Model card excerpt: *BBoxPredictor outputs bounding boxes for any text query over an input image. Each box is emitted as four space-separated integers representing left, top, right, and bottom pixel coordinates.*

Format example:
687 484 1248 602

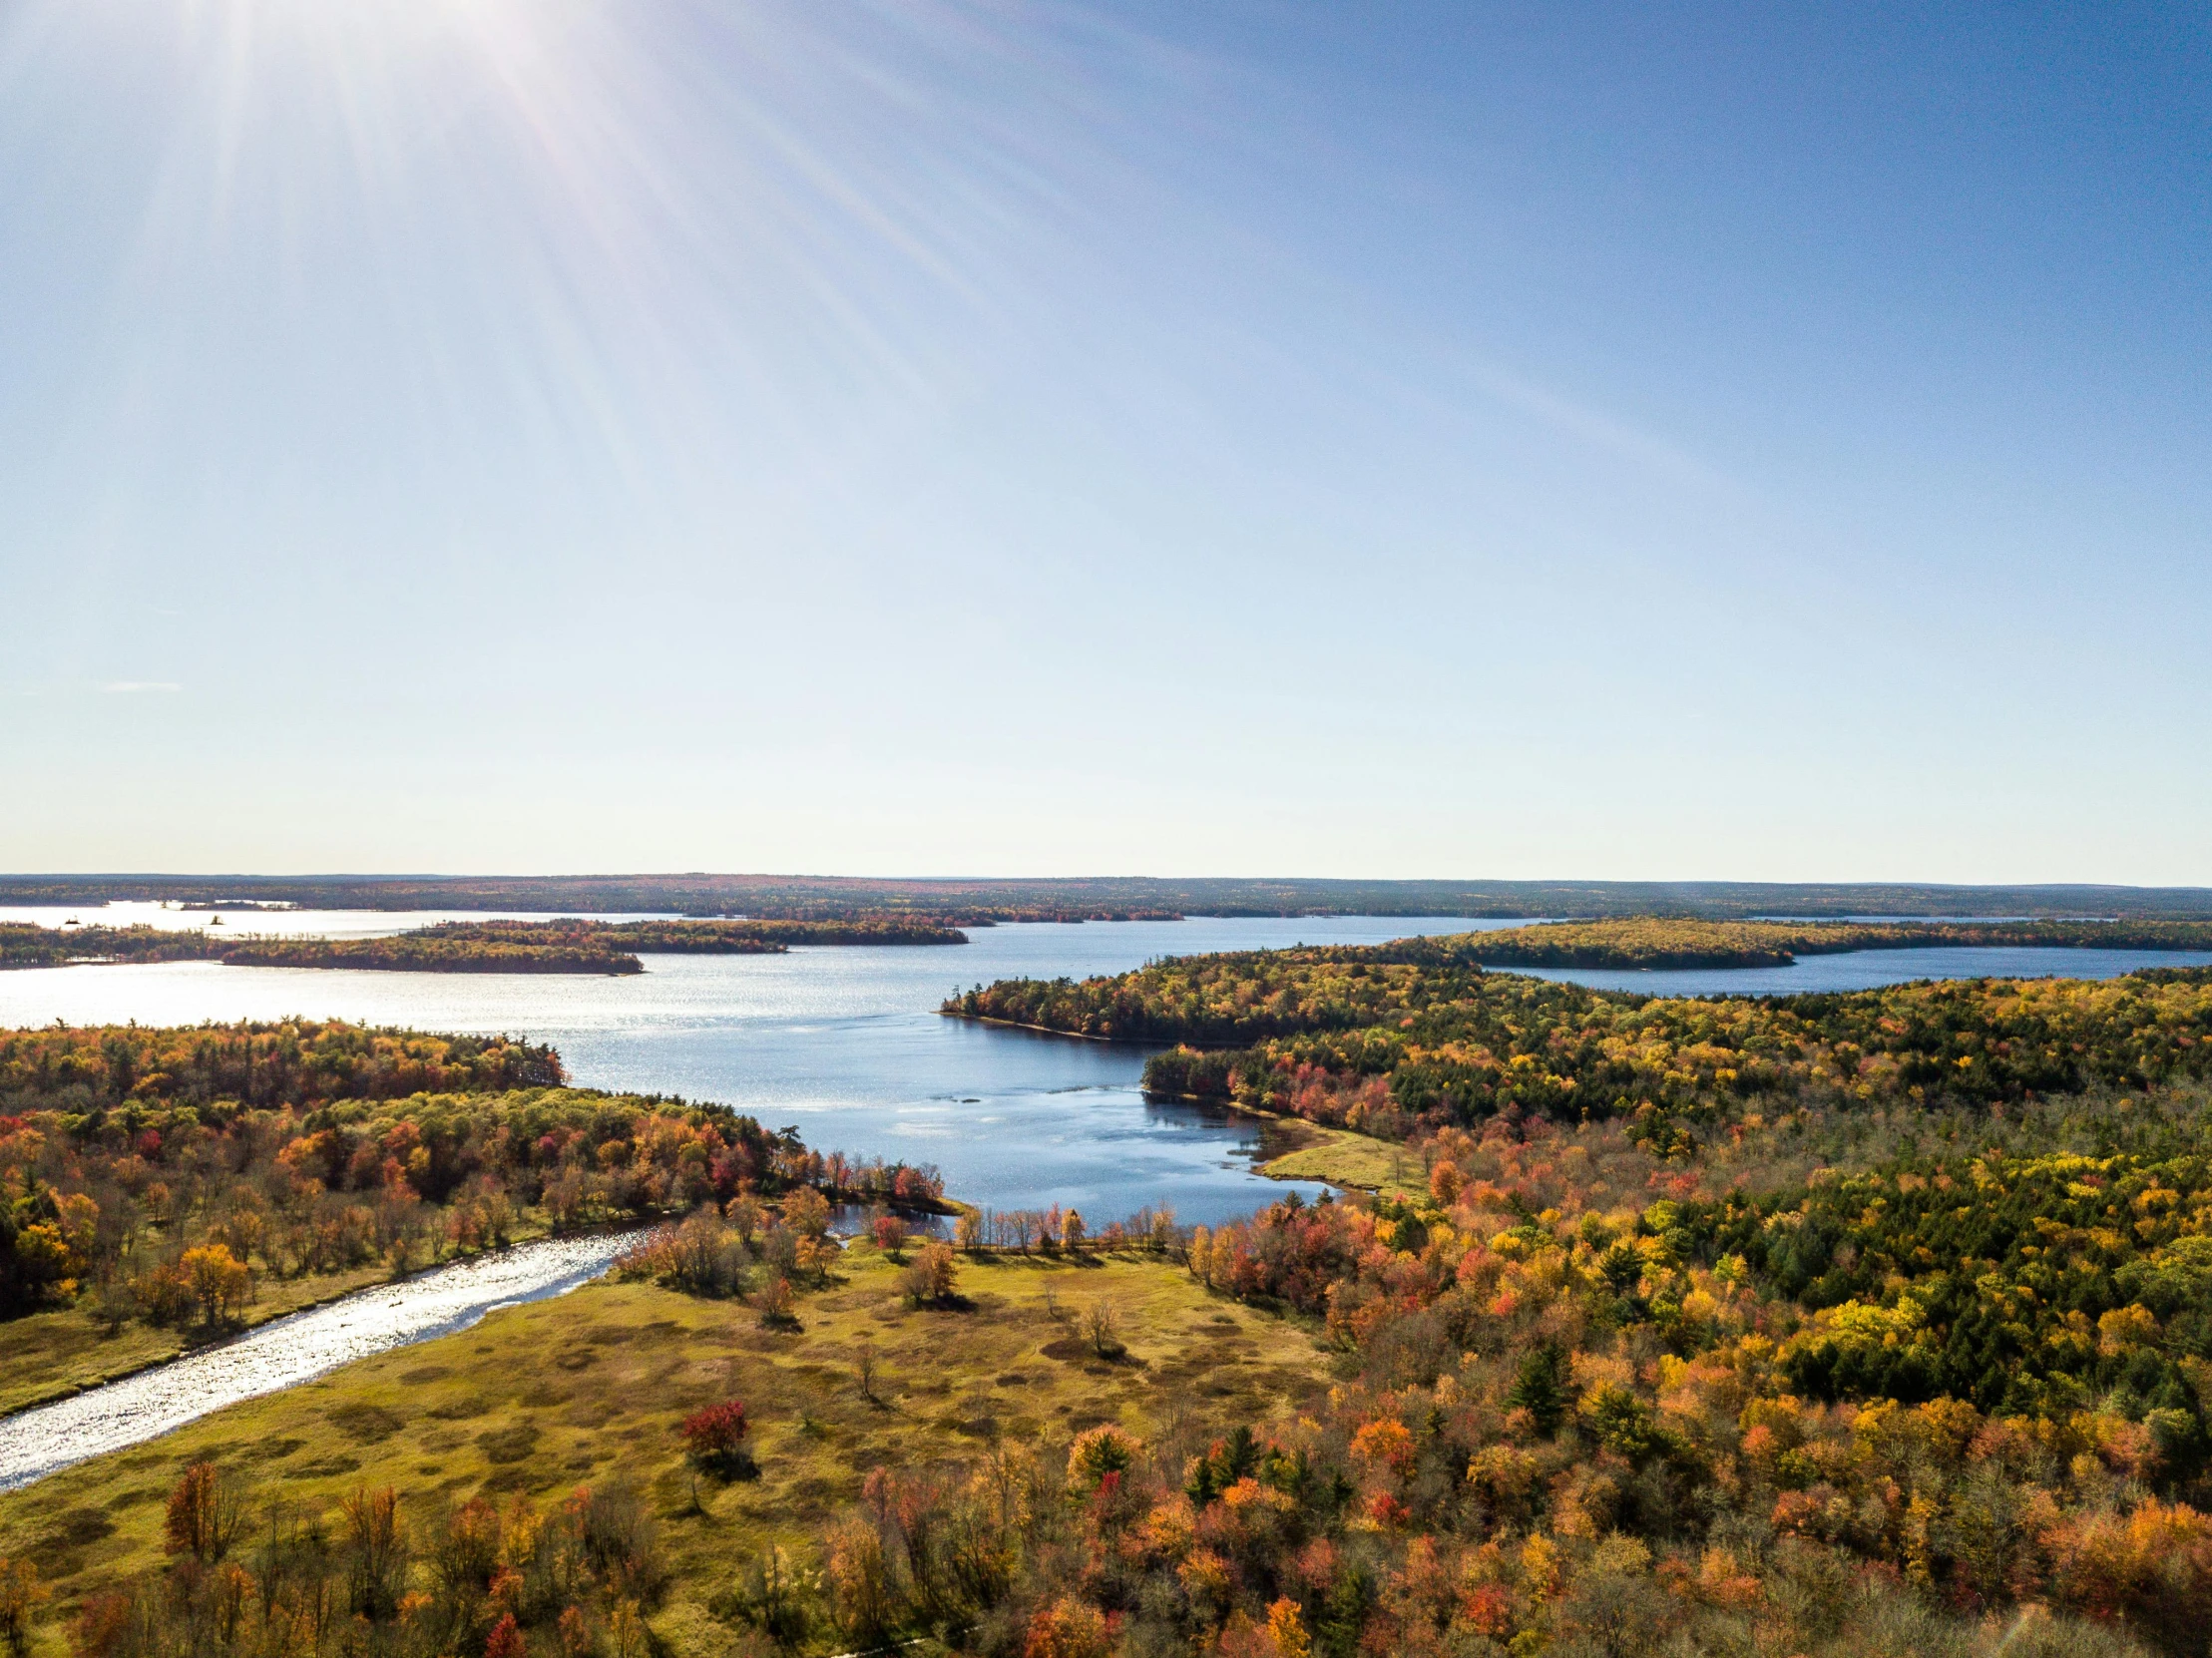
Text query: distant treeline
0 917 969 977
0 925 219 970
0 923 640 976
423 917 967 950
8 872 2212 919
1460 917 2212 970
221 934 642 974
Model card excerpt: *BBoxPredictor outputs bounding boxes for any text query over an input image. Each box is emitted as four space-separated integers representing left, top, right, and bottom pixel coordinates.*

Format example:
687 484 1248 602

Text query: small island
0 915 970 976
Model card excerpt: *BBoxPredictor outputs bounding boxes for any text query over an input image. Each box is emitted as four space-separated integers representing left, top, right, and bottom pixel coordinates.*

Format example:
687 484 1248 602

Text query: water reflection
0 917 1486 1223
1500 945 2212 999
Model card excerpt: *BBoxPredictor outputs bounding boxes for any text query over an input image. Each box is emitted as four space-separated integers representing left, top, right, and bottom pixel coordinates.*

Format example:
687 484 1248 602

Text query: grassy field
1256 1119 1428 1201
0 1246 1333 1655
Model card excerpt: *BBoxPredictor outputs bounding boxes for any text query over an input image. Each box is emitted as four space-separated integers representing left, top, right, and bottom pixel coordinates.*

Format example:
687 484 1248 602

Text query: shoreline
937 1009 1136 1044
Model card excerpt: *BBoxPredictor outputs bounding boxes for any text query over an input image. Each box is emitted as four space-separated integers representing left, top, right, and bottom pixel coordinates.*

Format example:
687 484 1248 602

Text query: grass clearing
0 1246 1333 1655
1258 1119 1427 1200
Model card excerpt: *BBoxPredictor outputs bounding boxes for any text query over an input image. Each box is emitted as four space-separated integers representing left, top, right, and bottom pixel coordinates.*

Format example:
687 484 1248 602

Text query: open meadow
0 1246 1332 1656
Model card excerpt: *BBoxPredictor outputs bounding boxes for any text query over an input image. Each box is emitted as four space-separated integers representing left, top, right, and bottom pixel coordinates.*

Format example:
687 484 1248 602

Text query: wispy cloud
101 681 182 694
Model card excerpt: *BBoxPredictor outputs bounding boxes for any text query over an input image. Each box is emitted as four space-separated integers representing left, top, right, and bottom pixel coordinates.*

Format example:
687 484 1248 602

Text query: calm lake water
0 915 1498 1224
2 912 2206 1222
1503 946 2212 998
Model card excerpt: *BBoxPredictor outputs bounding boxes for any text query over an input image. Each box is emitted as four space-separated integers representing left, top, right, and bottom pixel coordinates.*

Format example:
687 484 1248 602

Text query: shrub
484 1613 526 1658
180 1244 248 1327
164 1462 243 1562
901 1241 959 1307
680 1401 755 1478
826 1517 900 1647
782 1188 831 1241
726 1546 816 1646
1025 1596 1109 1658
1068 1426 1140 1494
341 1485 408 1619
0 1560 45 1658
758 1273 799 1328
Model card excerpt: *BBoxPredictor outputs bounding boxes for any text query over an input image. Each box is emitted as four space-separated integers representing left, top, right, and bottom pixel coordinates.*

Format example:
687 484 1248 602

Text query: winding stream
0 1232 634 1491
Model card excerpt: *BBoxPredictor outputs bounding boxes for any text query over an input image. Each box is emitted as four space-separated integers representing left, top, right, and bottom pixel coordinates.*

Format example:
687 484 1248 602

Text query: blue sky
1 1 2205 881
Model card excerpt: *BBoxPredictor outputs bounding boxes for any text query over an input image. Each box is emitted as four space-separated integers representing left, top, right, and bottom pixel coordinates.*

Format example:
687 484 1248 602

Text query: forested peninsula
944 939 2212 1141
1450 917 2212 970
0 916 967 977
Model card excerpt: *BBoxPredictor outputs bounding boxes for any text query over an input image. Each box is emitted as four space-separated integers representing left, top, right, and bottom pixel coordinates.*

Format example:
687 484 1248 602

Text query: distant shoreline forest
4 871 2211 921
1437 917 2212 971
0 916 966 977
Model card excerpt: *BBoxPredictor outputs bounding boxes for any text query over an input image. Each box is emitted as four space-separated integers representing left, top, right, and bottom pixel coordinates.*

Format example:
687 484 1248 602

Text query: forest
22 962 2212 1655
0 917 968 978
412 919 968 951
945 944 2212 1144
0 925 638 976
0 1019 945 1328
1450 918 2212 971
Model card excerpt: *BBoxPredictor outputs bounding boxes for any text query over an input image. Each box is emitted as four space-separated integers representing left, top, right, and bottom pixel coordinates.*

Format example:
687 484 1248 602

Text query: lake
2 912 2206 1222
0 914 1497 1224
1502 945 2212 998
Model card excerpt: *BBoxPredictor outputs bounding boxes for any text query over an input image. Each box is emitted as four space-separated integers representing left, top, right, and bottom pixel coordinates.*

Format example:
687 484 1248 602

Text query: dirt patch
326 1403 404 1444
41 1507 114 1549
475 1423 541 1465
398 1366 451 1385
285 1454 361 1480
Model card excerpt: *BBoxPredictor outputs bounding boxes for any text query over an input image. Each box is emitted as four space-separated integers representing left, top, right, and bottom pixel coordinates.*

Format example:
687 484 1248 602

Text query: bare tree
1084 1299 1123 1360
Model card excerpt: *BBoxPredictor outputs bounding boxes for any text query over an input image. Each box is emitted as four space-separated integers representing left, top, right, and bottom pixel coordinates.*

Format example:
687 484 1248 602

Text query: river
0 1232 635 1490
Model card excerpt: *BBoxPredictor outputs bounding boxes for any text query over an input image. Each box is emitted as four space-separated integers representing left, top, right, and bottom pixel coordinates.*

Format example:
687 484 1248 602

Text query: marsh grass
0 1247 1330 1655
1257 1119 1428 1200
